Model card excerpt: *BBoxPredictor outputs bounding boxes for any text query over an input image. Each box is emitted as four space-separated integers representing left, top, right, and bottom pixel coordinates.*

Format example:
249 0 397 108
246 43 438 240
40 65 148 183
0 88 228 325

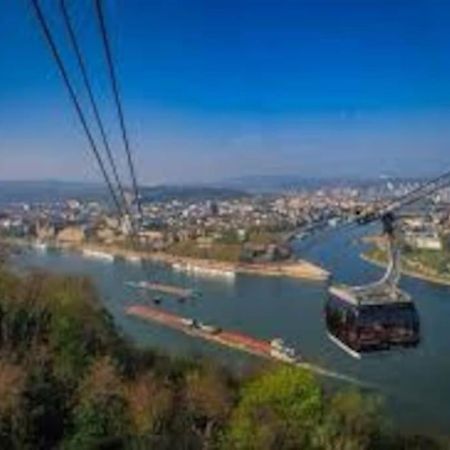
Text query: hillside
0 261 446 449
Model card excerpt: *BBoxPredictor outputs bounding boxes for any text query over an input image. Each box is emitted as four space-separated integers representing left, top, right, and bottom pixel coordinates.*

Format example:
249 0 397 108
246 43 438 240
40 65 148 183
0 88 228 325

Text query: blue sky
1 0 450 184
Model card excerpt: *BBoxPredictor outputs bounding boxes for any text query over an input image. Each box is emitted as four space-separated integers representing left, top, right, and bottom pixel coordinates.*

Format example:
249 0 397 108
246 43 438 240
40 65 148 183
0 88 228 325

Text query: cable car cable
60 0 130 219
30 0 123 216
86 0 154 282
94 0 143 221
355 170 450 226
387 169 450 213
297 168 450 260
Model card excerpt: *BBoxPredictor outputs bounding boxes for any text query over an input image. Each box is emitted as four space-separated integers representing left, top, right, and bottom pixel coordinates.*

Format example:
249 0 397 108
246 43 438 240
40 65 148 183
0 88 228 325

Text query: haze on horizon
1 0 450 185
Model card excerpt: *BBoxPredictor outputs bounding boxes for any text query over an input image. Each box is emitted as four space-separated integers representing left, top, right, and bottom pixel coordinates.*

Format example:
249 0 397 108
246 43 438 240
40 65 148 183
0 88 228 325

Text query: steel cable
94 0 143 220
30 0 123 216
60 0 130 219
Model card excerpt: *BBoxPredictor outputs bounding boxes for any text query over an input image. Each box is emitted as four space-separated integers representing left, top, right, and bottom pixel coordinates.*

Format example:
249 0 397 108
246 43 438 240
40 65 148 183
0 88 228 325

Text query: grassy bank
362 246 450 287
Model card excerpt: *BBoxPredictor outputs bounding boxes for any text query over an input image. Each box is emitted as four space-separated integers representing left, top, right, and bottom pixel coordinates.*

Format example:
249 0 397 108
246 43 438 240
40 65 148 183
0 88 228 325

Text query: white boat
197 322 222 335
181 317 196 327
33 241 47 252
270 338 299 363
125 254 141 264
172 262 185 271
328 217 340 228
172 262 236 281
82 249 115 262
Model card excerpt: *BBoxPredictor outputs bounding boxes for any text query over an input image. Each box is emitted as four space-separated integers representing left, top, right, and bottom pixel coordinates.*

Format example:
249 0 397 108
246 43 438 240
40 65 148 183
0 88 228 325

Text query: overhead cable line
30 0 123 215
93 0 159 285
60 0 130 218
94 0 143 220
301 170 450 248
386 169 450 214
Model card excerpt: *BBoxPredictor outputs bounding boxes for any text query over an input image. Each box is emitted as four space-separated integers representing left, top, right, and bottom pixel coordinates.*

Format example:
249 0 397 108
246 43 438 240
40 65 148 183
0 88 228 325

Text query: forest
0 258 447 449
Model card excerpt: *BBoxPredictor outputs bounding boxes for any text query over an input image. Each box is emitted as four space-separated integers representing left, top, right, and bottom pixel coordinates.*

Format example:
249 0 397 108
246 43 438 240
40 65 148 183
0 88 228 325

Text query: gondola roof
329 284 412 306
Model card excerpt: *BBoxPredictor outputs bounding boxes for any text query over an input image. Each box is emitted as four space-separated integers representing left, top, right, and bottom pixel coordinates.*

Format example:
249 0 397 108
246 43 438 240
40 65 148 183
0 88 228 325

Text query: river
12 225 450 435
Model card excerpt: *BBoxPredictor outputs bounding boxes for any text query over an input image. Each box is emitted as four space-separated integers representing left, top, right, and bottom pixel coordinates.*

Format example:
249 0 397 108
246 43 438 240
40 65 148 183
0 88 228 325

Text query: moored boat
270 338 299 363
32 241 48 252
82 249 115 262
172 261 236 281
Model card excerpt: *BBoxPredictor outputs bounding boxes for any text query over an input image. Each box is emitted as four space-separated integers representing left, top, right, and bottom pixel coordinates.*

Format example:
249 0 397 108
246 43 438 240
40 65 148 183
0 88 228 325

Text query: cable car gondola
326 285 420 358
324 169 450 357
325 212 420 357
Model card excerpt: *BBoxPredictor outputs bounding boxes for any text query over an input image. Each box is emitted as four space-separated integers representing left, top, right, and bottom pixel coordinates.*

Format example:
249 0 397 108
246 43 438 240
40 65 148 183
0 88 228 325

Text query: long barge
126 305 298 362
126 281 194 299
125 305 368 386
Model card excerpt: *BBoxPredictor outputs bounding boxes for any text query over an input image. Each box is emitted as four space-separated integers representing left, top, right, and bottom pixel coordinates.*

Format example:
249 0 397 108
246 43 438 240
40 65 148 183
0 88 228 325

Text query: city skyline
2 0 450 183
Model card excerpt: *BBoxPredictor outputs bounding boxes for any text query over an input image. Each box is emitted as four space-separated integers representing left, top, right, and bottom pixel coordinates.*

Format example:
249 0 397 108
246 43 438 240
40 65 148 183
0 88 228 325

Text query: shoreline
4 237 329 282
361 253 450 287
95 244 330 281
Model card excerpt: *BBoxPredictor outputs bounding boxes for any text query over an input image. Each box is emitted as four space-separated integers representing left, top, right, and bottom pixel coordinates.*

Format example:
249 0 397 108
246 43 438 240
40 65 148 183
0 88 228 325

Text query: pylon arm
351 213 404 302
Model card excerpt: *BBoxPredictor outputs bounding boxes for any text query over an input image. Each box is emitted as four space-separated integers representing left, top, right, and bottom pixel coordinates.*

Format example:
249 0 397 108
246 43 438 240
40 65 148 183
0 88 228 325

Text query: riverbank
86 243 329 281
4 237 329 282
361 252 450 287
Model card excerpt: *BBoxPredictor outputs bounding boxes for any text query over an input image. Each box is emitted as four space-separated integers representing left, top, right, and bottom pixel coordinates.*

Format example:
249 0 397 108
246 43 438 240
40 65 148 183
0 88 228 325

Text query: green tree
313 390 382 450
223 366 322 450
0 242 10 266
0 359 27 449
21 352 66 450
65 357 129 450
184 365 234 449
126 372 173 448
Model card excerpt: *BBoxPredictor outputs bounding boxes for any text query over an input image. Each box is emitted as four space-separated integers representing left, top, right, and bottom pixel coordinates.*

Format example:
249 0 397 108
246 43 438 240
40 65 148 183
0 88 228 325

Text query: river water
12 225 450 435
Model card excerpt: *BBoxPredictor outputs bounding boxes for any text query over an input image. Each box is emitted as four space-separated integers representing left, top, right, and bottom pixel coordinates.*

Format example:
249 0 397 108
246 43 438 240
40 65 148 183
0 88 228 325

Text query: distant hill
0 180 248 205
215 174 424 193
0 180 108 204
1 177 424 204
140 185 249 202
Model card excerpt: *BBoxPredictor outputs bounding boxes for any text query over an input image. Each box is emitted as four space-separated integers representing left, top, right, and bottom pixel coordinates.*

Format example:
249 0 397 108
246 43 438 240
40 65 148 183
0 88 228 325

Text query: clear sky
1 0 450 184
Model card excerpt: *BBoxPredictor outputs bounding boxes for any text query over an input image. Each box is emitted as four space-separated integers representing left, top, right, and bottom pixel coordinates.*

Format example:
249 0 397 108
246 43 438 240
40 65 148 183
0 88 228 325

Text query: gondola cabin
325 285 420 358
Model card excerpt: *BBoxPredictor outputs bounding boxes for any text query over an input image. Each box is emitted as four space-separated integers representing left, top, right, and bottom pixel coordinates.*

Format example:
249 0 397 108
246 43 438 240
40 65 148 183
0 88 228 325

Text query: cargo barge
126 281 194 299
126 305 299 363
125 305 368 385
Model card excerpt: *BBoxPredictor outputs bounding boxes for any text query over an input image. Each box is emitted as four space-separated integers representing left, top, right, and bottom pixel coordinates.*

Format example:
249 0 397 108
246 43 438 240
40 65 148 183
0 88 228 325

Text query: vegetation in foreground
0 260 447 449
